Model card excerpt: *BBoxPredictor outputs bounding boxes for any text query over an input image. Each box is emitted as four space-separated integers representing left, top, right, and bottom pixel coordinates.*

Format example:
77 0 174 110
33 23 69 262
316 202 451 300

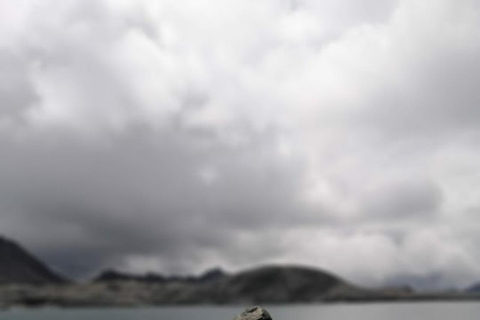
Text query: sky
1 0 480 290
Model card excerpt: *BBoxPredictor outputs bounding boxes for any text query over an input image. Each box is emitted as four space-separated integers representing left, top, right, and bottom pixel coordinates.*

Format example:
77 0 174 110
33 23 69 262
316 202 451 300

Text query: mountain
3 260 476 307
197 268 225 283
0 236 66 285
3 235 480 308
466 282 480 293
211 265 354 303
94 267 226 284
94 269 166 283
91 264 358 304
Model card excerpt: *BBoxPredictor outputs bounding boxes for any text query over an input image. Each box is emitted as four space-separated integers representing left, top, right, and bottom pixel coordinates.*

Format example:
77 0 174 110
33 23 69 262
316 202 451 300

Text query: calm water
2 303 480 320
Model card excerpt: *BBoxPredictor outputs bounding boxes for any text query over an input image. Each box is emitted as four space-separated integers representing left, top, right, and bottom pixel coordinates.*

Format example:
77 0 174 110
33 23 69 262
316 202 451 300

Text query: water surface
2 302 480 320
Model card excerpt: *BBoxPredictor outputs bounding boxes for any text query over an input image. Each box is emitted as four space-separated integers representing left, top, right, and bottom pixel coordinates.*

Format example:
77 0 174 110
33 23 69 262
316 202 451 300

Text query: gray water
2 303 480 320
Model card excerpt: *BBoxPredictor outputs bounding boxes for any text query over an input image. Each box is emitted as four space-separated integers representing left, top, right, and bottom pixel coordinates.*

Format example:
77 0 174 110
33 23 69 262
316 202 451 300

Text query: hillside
6 235 477 308
89 264 359 304
466 283 480 293
211 265 354 303
94 268 225 284
0 264 362 306
0 236 66 285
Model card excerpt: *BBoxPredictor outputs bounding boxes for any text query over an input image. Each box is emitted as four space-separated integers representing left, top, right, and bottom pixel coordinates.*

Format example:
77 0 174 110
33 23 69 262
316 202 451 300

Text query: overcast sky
1 0 480 290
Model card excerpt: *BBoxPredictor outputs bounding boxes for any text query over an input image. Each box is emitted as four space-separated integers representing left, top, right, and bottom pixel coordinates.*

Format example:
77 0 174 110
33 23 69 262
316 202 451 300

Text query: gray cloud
1 0 480 289
361 178 443 220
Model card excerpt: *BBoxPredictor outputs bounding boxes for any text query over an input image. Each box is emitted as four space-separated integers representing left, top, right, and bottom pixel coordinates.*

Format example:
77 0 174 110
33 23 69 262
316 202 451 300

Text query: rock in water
233 306 272 320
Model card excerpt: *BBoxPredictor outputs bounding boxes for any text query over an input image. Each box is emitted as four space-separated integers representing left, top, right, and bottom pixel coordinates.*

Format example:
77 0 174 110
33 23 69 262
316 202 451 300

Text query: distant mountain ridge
0 236 66 285
466 283 480 293
3 235 480 307
210 265 354 303
94 267 226 284
92 265 357 304
0 234 355 303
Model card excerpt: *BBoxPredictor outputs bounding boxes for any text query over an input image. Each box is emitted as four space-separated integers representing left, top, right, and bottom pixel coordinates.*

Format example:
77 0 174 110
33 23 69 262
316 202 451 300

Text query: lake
2 303 480 320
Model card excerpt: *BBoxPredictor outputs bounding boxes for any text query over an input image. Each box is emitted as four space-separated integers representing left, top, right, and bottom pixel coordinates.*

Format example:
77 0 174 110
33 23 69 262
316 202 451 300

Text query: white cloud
1 0 480 289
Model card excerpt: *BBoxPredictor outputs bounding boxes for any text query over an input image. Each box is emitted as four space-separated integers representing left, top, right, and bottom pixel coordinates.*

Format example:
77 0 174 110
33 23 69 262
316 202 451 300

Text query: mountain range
93 265 360 304
1 234 480 308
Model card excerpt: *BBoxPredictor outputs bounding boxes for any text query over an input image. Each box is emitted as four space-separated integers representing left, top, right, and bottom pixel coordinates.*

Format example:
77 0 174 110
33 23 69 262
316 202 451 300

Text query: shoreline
1 284 480 310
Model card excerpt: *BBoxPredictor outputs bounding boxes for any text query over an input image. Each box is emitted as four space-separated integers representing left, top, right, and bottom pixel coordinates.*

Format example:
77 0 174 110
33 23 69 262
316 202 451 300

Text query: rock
233 306 272 320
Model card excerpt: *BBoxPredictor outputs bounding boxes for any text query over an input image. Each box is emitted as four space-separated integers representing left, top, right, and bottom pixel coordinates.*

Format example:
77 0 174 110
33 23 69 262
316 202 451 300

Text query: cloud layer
1 0 480 290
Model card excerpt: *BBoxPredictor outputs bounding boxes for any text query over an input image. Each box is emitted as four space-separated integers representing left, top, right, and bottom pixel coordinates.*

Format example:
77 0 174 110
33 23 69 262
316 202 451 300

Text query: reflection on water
2 303 480 320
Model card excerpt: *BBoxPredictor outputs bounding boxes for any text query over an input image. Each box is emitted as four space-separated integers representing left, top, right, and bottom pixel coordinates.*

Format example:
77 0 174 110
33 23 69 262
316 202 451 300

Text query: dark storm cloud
1 0 480 289
0 125 315 277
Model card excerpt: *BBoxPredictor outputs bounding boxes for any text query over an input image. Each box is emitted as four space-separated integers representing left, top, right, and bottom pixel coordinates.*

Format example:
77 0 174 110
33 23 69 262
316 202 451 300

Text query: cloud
1 0 480 289
361 178 443 220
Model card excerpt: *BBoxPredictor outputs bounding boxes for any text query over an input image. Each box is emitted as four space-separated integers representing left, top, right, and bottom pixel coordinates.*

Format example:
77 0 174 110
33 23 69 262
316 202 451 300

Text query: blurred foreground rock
234 306 272 320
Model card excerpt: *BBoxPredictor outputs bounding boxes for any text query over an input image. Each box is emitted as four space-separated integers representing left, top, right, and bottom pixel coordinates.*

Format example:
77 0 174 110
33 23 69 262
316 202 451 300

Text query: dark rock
233 306 272 320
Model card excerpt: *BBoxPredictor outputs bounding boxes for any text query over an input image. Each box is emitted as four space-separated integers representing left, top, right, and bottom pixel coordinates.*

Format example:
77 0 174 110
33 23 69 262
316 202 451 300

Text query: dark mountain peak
94 269 165 283
466 282 480 293
93 269 135 282
94 267 227 284
0 235 67 285
233 264 345 285
0 235 17 247
198 267 227 282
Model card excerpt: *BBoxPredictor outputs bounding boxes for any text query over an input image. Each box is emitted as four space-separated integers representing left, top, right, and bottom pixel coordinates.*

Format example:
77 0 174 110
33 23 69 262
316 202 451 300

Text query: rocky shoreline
1 280 480 309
